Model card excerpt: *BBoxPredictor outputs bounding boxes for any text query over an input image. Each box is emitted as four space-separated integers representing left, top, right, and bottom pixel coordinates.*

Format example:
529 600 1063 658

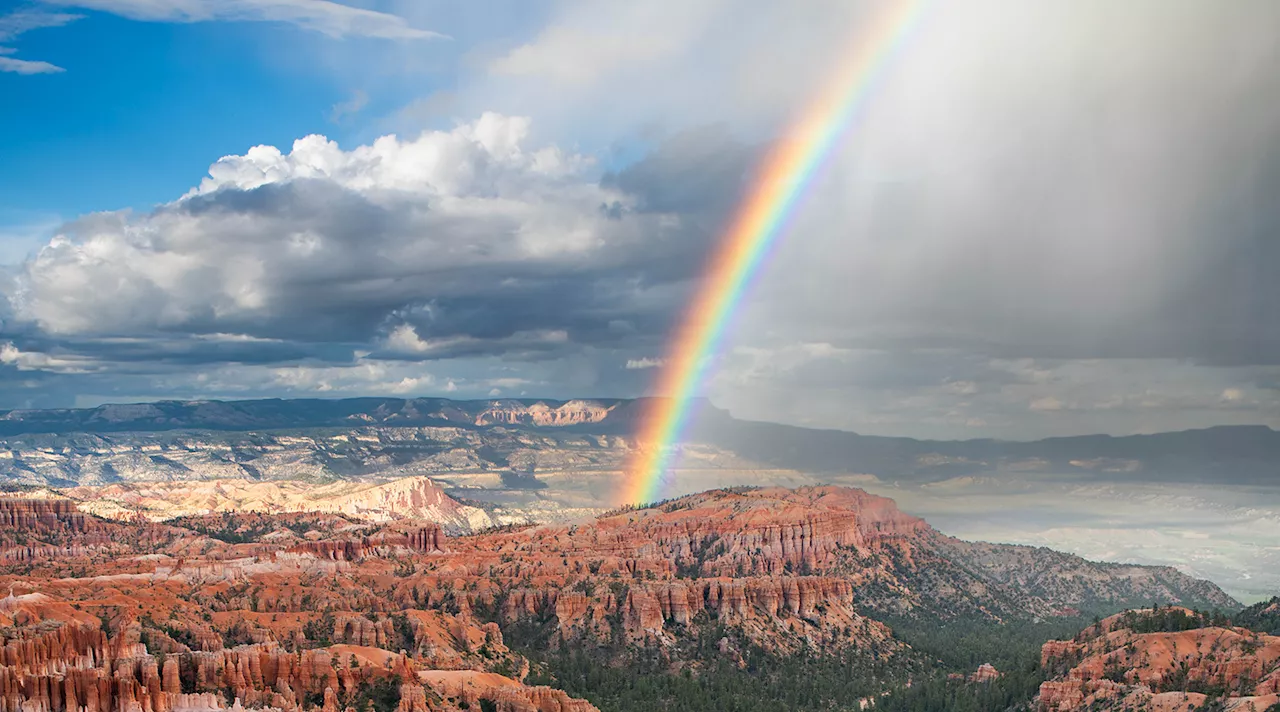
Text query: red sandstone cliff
1037 609 1280 712
0 592 592 712
0 487 1242 712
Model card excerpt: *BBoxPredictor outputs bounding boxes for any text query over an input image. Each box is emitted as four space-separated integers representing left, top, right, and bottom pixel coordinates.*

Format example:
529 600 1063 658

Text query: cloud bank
3 0 1280 438
0 113 717 407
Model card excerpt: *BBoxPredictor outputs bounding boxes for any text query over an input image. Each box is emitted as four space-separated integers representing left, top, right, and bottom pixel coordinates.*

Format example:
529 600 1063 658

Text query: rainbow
619 0 930 506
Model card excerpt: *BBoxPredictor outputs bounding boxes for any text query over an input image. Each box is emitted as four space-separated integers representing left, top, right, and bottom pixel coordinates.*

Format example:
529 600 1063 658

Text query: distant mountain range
0 396 1276 485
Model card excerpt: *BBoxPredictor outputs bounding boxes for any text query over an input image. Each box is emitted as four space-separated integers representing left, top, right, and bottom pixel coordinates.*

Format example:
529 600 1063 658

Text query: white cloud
39 0 443 39
3 111 699 413
0 212 63 264
0 54 65 74
0 10 81 73
625 357 664 370
450 0 873 144
490 0 725 84
190 113 584 196
0 342 100 373
382 324 570 359
0 10 81 41
11 113 661 338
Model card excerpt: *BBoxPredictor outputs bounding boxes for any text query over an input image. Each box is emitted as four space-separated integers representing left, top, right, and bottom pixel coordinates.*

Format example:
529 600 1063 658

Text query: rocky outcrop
523 487 928 580
0 604 591 712
287 526 445 561
0 498 179 565
0 400 633 491
483 575 887 652
0 615 418 712
420 671 600 712
0 498 91 531
1037 608 1280 711
970 664 1000 682
943 539 1240 612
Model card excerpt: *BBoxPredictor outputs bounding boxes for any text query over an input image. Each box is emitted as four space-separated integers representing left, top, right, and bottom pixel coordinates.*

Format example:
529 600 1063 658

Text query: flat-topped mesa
472 399 614 427
67 476 491 534
577 486 928 576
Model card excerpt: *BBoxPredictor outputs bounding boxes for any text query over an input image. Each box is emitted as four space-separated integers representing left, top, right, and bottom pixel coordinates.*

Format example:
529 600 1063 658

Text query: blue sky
0 0 565 272
0 0 1277 439
1 3 511 220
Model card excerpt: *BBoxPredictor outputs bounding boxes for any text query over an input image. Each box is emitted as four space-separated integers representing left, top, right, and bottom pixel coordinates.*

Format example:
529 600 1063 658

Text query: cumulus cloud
1 114 718 405
39 0 442 39
13 114 680 341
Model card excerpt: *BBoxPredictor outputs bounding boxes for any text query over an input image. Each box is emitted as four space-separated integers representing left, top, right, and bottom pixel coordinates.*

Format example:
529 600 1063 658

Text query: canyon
0 396 1269 711
0 484 1242 712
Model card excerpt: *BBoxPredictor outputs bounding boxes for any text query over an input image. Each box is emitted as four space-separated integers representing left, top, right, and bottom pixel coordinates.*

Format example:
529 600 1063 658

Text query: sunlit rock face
471 400 616 427
64 477 495 534
1038 609 1280 711
0 484 1240 712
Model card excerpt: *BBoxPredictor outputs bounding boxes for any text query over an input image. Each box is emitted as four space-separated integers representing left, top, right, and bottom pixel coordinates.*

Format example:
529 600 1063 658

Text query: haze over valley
1 396 1275 603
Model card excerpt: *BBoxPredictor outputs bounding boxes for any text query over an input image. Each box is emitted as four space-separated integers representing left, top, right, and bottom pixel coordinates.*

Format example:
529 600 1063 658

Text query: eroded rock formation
0 486 1241 712
1037 608 1280 711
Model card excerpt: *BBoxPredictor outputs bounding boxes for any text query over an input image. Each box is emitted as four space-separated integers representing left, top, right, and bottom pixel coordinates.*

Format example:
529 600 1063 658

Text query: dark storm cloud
730 0 1280 373
602 124 756 216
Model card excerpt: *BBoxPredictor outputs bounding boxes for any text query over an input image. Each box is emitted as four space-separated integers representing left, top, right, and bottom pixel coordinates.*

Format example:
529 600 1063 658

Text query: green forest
510 601 1280 712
